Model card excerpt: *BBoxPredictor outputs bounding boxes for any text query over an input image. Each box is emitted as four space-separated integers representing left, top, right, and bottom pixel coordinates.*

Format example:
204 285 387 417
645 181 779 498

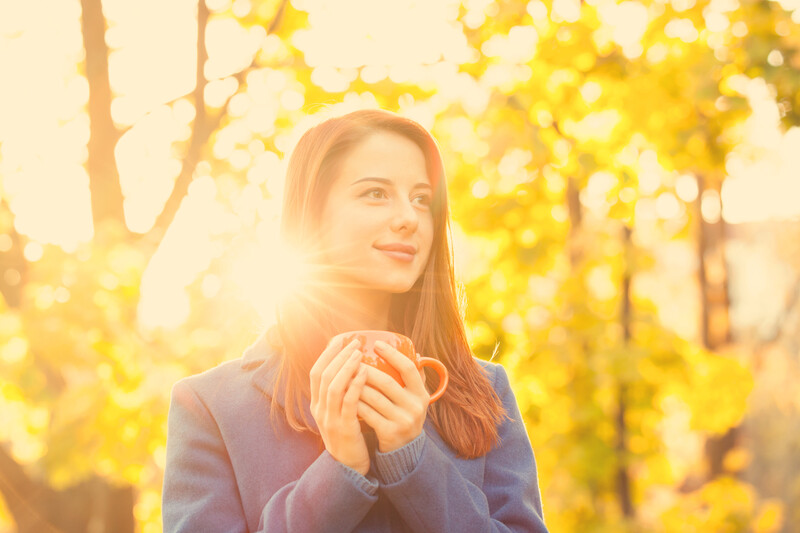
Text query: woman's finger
341 364 368 421
362 364 410 406
318 340 359 390
357 399 388 434
360 364 429 454
311 339 349 400
374 340 427 397
325 348 363 412
359 380 401 420
311 339 359 408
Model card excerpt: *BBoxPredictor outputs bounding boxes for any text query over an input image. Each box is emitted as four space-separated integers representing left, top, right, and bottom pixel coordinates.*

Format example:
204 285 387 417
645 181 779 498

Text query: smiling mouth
374 246 415 263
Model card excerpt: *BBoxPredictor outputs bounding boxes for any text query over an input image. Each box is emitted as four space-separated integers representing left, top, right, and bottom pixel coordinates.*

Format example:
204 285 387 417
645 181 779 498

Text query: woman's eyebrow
351 177 431 189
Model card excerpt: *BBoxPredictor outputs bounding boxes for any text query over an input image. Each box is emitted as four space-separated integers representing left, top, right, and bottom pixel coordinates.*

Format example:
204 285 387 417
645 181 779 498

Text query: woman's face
317 130 434 294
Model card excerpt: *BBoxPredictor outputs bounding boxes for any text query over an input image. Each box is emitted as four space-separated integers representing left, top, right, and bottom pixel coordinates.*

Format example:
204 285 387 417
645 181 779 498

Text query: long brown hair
270 109 506 458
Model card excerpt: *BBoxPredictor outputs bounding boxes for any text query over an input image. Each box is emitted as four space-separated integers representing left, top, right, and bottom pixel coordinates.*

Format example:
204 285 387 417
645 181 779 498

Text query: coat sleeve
376 363 548 533
162 379 378 533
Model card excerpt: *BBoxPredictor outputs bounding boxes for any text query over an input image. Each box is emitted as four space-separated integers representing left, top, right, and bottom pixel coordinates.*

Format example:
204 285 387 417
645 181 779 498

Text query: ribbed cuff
373 432 426 485
336 461 379 496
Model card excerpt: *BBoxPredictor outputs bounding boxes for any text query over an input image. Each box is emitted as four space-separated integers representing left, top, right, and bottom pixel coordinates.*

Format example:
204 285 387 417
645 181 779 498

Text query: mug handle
418 357 449 403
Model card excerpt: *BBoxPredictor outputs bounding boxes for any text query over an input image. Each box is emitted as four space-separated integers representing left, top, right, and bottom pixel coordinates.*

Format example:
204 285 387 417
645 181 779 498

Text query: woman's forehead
334 131 431 185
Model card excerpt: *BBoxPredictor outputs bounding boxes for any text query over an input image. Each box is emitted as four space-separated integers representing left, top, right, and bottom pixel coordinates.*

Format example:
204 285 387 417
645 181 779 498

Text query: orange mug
330 330 449 403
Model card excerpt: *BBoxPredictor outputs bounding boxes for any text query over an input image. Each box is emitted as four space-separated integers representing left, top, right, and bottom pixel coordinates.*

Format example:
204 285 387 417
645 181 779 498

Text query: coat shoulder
171 355 266 422
473 357 505 390
177 358 246 392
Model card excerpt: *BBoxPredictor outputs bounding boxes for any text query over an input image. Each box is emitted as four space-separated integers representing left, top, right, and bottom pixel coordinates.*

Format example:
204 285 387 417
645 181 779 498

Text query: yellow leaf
754 500 784 533
722 447 751 473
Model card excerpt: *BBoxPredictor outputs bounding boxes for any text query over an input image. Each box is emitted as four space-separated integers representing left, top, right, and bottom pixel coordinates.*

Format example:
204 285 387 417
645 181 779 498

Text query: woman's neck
325 287 392 333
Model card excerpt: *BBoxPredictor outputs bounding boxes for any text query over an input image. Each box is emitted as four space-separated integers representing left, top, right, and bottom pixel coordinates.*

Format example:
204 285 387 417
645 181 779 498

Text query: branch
696 174 711 349
267 0 290 34
141 0 290 244
80 0 126 229
616 225 633 517
119 0 291 139
144 0 210 242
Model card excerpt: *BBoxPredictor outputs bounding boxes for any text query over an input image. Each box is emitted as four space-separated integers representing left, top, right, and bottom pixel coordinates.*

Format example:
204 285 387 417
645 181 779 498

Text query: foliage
1 0 799 531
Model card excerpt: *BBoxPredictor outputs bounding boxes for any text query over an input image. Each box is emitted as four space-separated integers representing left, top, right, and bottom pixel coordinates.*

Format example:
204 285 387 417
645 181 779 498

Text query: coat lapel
240 333 318 432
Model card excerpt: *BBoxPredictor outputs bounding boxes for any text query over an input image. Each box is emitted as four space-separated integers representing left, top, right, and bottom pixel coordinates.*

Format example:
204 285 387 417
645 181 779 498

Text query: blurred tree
0 0 295 531
437 0 799 530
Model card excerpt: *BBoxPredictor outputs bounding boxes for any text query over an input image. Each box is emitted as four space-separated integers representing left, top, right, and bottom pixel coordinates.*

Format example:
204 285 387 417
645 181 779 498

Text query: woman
162 109 548 532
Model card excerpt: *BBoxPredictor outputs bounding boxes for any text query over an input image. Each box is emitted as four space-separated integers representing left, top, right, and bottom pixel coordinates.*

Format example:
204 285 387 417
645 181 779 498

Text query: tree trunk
566 175 634 517
617 224 633 517
0 446 134 533
696 174 737 479
80 0 125 229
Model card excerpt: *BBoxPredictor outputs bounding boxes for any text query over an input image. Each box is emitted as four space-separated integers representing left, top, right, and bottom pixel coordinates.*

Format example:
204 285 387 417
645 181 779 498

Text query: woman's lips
378 249 415 262
374 244 416 263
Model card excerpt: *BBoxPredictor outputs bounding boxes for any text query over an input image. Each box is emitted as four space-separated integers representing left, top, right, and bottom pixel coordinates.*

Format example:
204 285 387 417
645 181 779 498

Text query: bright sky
1 0 798 329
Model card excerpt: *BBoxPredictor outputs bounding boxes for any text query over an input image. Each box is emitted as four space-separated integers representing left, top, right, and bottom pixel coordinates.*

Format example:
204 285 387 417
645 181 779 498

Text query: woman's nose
389 199 419 233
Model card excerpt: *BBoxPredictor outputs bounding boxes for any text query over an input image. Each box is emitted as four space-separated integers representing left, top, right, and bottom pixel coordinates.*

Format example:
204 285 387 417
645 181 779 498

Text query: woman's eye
364 188 387 200
413 194 432 207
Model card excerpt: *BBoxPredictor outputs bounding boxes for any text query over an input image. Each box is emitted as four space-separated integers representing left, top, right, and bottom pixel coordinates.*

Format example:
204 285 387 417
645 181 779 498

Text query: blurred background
1 0 799 531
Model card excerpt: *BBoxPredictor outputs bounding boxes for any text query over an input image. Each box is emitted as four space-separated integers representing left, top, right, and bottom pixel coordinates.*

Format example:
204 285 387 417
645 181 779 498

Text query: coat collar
240 333 317 432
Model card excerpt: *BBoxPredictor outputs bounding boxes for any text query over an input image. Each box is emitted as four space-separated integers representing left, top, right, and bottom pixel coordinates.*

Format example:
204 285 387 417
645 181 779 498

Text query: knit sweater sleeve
162 379 378 533
373 431 425 484
375 363 548 532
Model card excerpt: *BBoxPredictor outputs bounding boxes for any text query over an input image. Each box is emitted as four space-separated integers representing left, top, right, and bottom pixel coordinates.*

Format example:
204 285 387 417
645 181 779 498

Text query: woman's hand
309 339 371 475
357 340 430 453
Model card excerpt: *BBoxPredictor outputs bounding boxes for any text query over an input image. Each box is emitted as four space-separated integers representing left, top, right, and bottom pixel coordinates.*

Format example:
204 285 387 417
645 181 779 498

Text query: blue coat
162 335 548 532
